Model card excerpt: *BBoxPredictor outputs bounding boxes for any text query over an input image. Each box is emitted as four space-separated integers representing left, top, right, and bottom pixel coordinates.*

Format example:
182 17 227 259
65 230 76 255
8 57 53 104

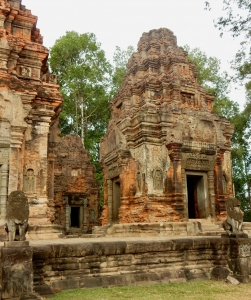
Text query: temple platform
92 220 226 238
0 234 250 299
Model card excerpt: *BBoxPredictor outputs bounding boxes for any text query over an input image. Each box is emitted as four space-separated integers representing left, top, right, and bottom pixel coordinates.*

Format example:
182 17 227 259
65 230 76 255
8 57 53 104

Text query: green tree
112 46 135 94
205 0 251 92
184 45 239 119
205 0 251 38
49 31 112 153
231 100 251 220
185 45 251 220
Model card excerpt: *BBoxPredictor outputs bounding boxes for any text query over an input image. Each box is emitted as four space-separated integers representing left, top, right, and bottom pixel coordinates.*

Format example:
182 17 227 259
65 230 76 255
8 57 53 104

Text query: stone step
65 234 79 238
197 231 224 236
81 234 104 238
34 285 54 299
201 225 223 230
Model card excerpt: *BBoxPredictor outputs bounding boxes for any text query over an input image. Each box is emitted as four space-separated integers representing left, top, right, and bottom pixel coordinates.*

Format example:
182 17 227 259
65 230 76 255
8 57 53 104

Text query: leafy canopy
205 0 251 92
184 45 239 119
49 31 112 150
112 45 135 94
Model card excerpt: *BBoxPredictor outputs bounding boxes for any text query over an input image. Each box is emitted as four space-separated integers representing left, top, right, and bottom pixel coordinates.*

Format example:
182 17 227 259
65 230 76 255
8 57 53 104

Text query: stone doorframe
107 177 121 225
64 196 88 233
184 171 209 219
182 169 215 221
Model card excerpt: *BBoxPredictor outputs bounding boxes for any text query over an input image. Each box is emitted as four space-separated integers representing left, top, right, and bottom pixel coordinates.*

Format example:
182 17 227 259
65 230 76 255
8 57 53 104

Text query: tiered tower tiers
0 0 62 226
0 1 100 235
100 28 234 225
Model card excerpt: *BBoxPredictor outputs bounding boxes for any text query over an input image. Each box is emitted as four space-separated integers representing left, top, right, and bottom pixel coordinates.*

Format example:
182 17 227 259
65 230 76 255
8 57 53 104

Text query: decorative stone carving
223 197 244 235
182 152 214 171
89 209 95 223
23 168 35 193
107 162 119 179
20 66 31 78
153 168 163 191
42 71 57 84
136 171 142 194
5 191 29 241
0 148 9 163
238 244 251 257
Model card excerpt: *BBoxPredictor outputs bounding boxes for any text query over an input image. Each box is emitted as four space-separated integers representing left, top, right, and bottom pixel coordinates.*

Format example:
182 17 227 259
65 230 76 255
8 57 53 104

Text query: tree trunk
80 97 85 148
75 96 78 136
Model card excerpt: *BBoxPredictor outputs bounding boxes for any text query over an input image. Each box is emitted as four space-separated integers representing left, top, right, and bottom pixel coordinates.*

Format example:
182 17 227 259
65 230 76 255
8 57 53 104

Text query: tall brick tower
100 28 234 225
0 0 62 229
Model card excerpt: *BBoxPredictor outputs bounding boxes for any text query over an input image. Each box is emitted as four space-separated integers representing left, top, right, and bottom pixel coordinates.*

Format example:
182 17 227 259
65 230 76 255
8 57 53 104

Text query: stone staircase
194 219 224 236
92 221 251 238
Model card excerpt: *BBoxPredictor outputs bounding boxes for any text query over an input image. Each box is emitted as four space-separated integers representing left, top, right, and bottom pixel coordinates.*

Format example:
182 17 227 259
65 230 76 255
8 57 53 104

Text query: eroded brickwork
0 0 62 226
50 134 100 233
100 28 234 225
0 1 100 236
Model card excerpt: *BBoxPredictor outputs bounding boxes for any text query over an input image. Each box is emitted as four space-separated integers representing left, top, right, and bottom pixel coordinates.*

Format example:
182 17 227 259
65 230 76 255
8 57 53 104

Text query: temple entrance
186 173 208 219
70 206 81 228
112 179 121 223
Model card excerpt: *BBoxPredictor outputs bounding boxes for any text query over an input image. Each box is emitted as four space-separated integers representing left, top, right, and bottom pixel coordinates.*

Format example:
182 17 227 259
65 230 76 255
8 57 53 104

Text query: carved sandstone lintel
107 162 119 179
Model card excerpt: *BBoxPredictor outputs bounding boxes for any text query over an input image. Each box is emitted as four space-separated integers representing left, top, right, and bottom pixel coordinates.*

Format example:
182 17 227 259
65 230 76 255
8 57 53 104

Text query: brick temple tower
100 28 234 225
0 0 100 237
0 0 62 228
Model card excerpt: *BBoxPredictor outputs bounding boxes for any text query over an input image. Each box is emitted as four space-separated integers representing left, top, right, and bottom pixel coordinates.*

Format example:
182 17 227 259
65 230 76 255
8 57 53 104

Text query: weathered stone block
1 244 33 299
50 279 79 291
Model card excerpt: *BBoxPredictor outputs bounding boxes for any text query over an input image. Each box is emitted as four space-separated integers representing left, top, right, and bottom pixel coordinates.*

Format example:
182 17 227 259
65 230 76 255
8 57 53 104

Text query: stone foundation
0 236 250 298
93 221 202 237
26 225 64 240
28 236 251 296
1 241 33 300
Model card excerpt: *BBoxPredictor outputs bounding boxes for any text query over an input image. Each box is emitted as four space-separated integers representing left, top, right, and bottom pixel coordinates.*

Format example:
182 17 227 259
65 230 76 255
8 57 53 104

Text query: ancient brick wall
51 135 100 234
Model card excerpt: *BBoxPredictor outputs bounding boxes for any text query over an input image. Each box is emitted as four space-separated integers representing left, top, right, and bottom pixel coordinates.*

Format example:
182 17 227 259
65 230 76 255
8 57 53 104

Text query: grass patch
51 280 251 300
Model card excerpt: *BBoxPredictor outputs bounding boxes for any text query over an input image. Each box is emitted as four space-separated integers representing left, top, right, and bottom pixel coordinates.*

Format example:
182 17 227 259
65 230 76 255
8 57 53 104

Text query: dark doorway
71 206 80 227
187 175 206 219
113 180 121 223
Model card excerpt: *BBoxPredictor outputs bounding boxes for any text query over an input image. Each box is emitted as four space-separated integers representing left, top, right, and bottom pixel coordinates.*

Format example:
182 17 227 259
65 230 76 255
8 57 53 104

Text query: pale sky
22 0 246 108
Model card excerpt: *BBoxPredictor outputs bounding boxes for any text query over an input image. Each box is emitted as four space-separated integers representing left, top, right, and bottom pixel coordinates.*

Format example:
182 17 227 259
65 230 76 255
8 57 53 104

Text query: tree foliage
49 31 112 154
231 100 251 220
184 45 239 119
111 45 135 94
205 0 251 38
205 0 251 92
